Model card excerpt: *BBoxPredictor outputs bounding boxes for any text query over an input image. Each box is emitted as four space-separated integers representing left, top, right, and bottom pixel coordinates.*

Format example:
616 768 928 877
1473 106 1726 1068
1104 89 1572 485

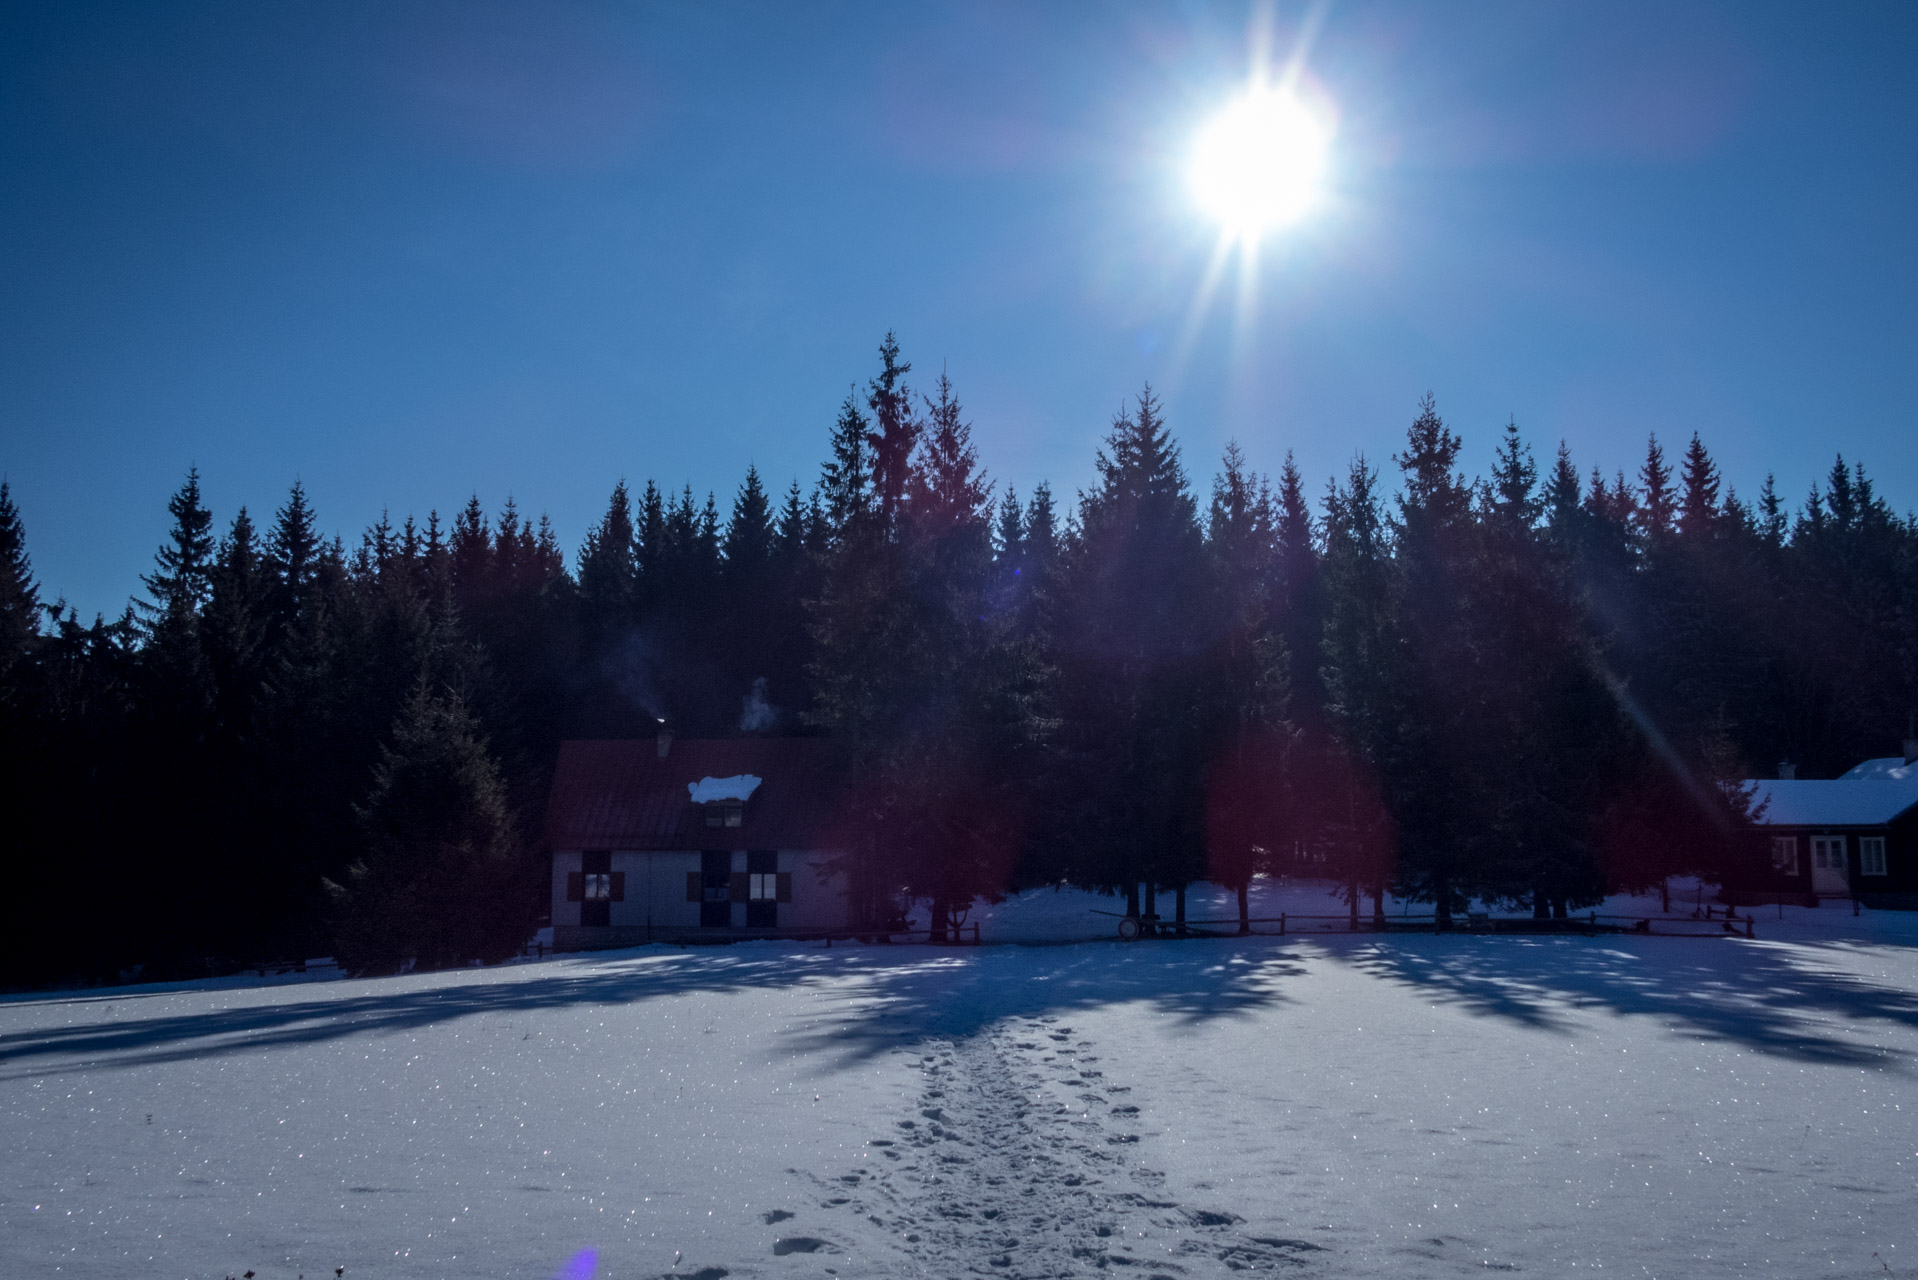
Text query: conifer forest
1 335 1913 984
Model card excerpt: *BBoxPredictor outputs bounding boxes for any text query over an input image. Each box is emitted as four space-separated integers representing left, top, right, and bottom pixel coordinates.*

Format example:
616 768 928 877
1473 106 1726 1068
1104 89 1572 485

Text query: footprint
762 1209 795 1224
772 1237 834 1256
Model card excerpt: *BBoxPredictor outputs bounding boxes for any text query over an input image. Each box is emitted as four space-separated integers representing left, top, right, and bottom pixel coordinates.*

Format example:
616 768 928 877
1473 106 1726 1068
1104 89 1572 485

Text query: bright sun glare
1188 87 1330 240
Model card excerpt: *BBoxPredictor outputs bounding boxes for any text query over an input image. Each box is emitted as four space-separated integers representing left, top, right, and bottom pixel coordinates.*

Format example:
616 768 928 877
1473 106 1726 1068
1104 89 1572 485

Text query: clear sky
3 1 1915 620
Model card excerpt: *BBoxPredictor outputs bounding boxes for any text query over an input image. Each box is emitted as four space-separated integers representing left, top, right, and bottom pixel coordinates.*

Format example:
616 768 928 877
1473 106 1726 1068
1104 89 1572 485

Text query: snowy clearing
5 887 1918 1280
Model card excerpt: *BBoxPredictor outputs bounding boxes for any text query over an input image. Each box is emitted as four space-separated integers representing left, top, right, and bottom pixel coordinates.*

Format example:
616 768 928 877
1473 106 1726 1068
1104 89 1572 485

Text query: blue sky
3 1 1915 619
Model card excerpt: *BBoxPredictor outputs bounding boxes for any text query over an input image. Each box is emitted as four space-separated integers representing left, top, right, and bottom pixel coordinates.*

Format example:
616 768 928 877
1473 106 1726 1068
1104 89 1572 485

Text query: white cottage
544 732 853 949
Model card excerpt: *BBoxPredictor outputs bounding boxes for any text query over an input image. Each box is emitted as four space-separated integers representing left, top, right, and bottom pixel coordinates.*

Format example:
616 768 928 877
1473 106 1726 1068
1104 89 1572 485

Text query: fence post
1279 912 1286 937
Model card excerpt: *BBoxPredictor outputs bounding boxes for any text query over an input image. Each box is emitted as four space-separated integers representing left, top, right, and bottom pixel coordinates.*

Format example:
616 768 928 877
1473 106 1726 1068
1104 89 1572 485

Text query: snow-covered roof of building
688 774 762 804
1839 756 1918 782
1745 765 1918 828
545 738 841 850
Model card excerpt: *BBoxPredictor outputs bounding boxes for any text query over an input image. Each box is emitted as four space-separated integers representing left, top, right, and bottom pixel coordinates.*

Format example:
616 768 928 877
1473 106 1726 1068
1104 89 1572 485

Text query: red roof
545 737 844 850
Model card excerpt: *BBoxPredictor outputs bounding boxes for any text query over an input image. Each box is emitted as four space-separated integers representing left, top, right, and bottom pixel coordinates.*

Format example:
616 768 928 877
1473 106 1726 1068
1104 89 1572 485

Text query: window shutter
609 871 625 902
729 871 750 903
686 871 702 903
566 872 584 903
776 871 792 903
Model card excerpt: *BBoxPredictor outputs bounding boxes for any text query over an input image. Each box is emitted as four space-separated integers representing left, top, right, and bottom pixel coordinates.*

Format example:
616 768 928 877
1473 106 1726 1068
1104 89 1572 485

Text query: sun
1188 87 1331 240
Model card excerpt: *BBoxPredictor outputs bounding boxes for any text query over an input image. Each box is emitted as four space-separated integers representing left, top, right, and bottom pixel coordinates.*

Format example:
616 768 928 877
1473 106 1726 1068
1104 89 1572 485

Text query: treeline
1 333 1914 979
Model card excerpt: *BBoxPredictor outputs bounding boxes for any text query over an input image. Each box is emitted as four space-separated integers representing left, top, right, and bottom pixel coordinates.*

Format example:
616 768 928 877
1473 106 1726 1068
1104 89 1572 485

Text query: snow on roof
1839 756 1918 782
1745 771 1918 827
688 774 763 805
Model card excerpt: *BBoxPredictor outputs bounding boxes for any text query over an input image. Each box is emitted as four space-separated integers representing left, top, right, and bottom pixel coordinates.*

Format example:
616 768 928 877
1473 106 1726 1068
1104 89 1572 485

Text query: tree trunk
1143 880 1157 936
1237 882 1250 935
1371 885 1386 928
1175 884 1187 936
1550 897 1567 919
1125 882 1139 918
1660 877 1671 913
1533 888 1550 919
929 893 949 943
1435 875 1452 929
1348 876 1359 929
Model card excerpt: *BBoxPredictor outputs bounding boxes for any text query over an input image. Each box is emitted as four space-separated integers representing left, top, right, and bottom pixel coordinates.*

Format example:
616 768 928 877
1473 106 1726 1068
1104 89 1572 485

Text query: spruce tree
1201 444 1287 933
328 681 528 973
1388 395 1479 922
0 481 41 683
1319 456 1399 924
865 332 918 527
1050 386 1208 913
139 468 216 636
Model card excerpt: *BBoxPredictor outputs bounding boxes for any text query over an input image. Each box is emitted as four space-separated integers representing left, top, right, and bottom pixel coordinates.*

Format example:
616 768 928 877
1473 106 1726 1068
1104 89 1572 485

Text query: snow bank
686 773 762 804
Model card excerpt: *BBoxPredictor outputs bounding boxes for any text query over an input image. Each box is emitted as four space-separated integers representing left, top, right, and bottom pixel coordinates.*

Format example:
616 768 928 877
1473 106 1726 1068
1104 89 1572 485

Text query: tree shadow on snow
1320 934 1918 1068
0 941 1302 1080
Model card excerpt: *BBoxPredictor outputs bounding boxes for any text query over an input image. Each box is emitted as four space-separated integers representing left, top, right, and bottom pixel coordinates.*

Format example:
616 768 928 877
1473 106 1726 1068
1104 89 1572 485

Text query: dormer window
689 774 761 829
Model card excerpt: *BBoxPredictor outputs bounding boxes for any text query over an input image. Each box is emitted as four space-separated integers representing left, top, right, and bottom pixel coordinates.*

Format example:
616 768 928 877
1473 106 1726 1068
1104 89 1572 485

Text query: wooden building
544 732 851 949
1738 747 1918 908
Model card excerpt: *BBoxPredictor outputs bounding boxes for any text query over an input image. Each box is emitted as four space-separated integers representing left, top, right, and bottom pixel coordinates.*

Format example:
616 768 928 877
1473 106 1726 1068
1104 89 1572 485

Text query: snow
1842 757 1918 783
687 774 763 805
6 885 1918 1279
1746 776 1918 826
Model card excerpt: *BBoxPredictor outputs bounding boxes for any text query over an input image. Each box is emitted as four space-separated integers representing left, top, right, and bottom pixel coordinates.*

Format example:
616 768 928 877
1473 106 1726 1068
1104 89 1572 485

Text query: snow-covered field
6 884 1918 1280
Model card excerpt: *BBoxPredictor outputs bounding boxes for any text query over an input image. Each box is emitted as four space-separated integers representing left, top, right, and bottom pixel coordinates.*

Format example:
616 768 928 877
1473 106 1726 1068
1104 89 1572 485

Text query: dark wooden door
700 850 733 927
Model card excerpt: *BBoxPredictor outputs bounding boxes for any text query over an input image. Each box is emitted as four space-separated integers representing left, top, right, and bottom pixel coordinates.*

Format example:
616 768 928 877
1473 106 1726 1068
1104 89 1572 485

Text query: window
704 802 744 828
1770 836 1799 875
745 851 784 927
573 850 620 926
1814 838 1846 870
1861 837 1888 877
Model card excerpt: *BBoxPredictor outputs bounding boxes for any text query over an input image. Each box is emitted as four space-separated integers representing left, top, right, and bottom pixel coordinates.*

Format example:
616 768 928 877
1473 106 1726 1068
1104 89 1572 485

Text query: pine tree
724 466 775 577
266 481 321 638
821 390 874 535
865 332 918 527
139 468 216 636
1049 386 1208 914
1201 444 1287 933
577 480 638 649
1319 456 1398 924
1388 394 1480 922
1677 434 1723 542
1638 436 1675 547
0 481 42 683
451 494 492 609
327 681 528 973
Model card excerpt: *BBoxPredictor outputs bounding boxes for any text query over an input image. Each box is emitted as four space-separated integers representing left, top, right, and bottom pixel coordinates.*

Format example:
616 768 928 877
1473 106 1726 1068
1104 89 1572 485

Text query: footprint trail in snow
808 1015 1323 1277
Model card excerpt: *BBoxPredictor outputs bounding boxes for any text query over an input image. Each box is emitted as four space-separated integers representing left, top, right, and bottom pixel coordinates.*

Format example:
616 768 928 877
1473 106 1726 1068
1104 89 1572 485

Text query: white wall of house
551 848 850 931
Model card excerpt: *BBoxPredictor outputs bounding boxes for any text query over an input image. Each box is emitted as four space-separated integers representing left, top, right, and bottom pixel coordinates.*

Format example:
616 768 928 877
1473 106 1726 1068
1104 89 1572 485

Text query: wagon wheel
1117 915 1142 941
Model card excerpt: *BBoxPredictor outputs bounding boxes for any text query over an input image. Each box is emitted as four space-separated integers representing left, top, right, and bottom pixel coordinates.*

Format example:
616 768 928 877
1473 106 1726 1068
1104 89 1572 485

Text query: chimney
1777 761 1796 781
656 724 673 759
